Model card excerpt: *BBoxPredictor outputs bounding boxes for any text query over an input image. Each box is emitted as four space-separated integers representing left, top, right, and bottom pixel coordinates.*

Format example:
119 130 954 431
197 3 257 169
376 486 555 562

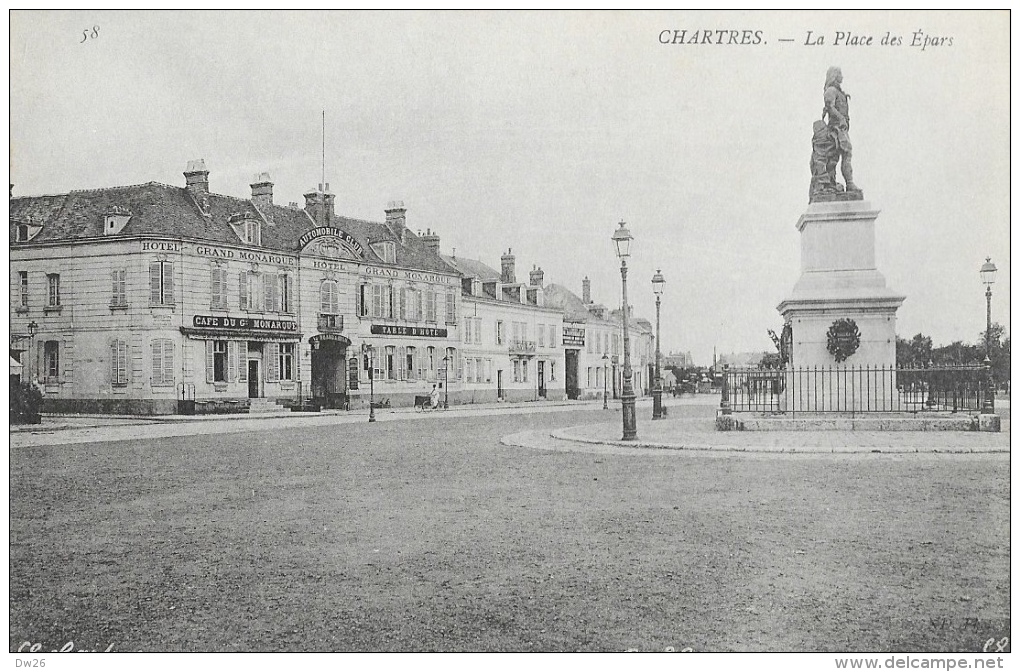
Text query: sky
8 10 1011 365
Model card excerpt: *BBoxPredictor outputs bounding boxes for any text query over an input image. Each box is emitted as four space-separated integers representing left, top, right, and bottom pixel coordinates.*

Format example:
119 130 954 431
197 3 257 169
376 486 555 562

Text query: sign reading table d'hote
193 315 298 332
562 326 585 347
370 325 448 338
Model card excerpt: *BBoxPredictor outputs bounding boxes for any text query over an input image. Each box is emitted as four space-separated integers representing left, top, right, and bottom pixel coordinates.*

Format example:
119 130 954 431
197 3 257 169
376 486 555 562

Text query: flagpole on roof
321 110 325 228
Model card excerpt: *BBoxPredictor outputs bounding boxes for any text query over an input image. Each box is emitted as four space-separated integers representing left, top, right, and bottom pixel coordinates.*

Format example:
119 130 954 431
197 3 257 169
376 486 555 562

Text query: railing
508 340 536 355
318 314 343 333
721 364 991 416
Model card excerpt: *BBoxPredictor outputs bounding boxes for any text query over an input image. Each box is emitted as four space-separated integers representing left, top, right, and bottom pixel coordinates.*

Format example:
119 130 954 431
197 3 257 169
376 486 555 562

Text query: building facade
9 162 466 414
444 253 565 403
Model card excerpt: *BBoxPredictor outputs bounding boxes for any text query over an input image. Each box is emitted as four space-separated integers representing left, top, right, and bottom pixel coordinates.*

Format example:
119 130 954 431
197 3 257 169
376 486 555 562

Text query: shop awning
180 327 303 342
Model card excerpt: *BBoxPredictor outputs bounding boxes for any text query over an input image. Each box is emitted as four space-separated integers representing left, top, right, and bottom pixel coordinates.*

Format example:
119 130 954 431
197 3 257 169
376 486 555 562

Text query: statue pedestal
777 200 905 410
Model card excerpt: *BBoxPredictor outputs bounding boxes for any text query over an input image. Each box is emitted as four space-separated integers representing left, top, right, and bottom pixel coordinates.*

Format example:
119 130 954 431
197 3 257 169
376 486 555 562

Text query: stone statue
810 67 863 202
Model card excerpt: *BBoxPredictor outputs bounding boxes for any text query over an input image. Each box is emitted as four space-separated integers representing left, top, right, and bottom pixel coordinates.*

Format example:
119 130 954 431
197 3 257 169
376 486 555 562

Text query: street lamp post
27 320 38 385
651 269 665 420
366 344 376 422
980 257 997 414
442 355 450 409
612 220 637 441
602 353 609 410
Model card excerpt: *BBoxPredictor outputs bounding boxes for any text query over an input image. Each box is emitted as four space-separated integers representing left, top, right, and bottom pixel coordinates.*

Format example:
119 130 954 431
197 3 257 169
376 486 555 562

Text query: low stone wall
718 413 996 432
41 397 179 415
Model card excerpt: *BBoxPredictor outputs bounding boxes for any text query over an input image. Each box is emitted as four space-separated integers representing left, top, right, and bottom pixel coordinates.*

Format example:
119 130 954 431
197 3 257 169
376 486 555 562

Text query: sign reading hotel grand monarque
194 245 297 266
193 315 297 332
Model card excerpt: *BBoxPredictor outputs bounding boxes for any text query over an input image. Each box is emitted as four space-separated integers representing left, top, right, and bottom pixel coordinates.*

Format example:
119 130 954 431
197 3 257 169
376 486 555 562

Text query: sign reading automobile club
297 226 364 256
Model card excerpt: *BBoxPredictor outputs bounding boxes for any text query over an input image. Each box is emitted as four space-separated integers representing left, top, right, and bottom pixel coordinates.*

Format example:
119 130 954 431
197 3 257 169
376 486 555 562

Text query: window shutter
284 274 293 312
163 263 174 304
239 272 248 309
237 342 247 382
111 271 118 304
399 288 406 320
111 341 119 385
265 275 277 312
151 341 161 385
228 341 237 382
206 341 215 383
163 341 174 385
397 346 406 380
456 351 463 380
266 343 279 382
149 262 161 304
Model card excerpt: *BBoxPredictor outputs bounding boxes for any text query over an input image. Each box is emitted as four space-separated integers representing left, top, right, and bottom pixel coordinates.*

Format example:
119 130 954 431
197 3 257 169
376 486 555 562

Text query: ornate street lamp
442 355 451 409
602 353 609 410
651 269 665 420
612 220 637 440
27 320 38 385
980 257 997 414
365 344 376 422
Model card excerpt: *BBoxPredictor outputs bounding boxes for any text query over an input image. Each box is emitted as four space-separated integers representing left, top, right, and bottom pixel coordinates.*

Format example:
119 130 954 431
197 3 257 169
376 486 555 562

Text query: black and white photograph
7 10 1011 668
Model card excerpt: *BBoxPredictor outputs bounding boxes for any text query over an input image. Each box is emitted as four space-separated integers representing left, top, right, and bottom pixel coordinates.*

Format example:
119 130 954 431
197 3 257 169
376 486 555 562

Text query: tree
897 333 933 367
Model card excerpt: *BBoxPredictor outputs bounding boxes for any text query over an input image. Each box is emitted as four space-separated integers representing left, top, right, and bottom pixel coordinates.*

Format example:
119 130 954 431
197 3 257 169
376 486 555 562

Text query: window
278 274 292 313
16 224 30 242
496 320 504 345
263 274 277 312
426 289 437 322
463 318 472 343
426 346 436 380
357 283 368 317
549 325 557 348
47 273 61 307
446 292 456 323
372 284 385 318
474 318 482 344
149 261 173 306
522 360 529 382
279 343 294 381
239 270 261 310
386 345 396 380
484 358 492 382
207 340 244 383
18 271 28 308
110 339 129 387
243 220 261 245
513 360 521 383
399 288 407 320
466 358 474 383
587 366 593 388
406 346 416 381
151 339 174 386
587 332 593 353
111 269 127 307
211 265 228 308
538 324 545 347
320 280 340 315
44 341 59 383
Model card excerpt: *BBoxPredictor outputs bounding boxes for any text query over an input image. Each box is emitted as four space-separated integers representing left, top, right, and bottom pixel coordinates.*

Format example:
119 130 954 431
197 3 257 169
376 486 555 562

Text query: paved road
9 403 1009 652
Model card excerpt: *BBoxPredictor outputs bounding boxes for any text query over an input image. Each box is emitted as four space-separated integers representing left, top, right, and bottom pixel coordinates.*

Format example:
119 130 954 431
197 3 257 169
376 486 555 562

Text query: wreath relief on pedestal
826 318 861 363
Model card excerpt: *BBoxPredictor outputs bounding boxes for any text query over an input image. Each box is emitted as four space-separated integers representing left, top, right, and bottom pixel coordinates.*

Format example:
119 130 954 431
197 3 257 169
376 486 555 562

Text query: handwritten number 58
984 637 1009 653
80 25 99 43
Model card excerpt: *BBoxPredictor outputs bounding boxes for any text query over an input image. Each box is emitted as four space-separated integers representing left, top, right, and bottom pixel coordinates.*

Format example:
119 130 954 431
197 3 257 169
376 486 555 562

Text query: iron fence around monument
722 364 989 416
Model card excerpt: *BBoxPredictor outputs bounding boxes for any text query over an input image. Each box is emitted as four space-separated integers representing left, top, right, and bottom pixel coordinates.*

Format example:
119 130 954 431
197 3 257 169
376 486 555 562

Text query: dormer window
243 220 261 245
229 212 261 246
371 240 397 264
13 222 42 242
103 210 131 235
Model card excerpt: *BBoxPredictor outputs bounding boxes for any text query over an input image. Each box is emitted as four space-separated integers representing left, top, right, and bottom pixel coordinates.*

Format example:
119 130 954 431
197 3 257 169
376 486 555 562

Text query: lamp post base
621 392 637 440
652 389 663 420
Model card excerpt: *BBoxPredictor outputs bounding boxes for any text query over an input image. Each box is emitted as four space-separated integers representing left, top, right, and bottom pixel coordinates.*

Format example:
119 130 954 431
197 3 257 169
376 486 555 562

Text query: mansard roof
10 181 459 276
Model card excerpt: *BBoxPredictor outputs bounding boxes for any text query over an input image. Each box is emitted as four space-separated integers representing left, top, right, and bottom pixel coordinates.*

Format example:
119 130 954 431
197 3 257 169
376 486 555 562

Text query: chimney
421 227 441 254
184 159 210 210
529 265 544 288
501 248 516 284
304 183 334 226
385 200 407 242
582 276 591 304
250 172 274 209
